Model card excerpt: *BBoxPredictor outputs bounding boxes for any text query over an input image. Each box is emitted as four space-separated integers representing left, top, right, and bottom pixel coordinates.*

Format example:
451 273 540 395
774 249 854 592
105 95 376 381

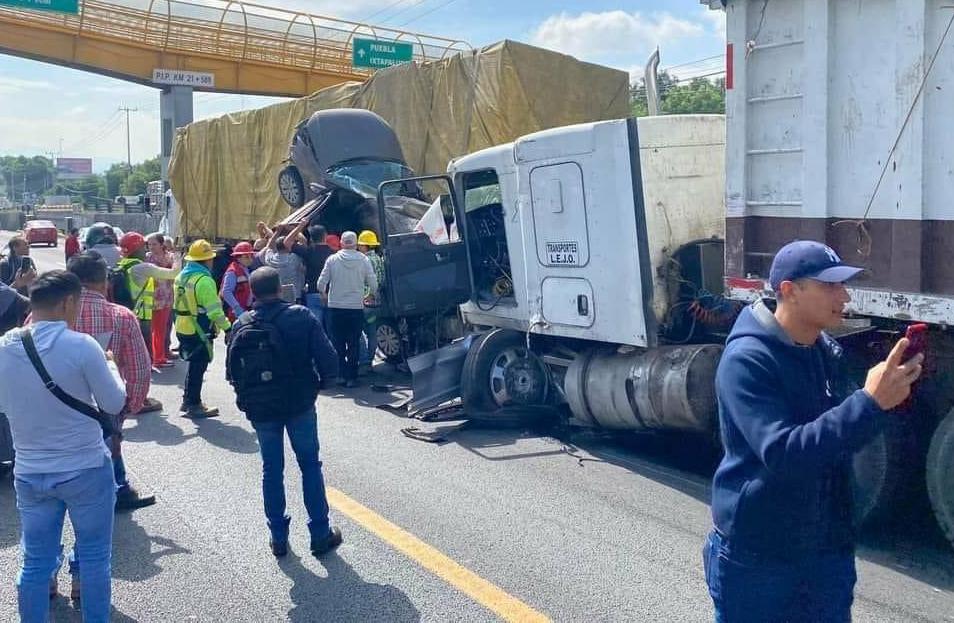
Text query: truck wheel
376 320 404 364
852 416 918 528
461 329 549 413
278 165 305 208
927 408 954 549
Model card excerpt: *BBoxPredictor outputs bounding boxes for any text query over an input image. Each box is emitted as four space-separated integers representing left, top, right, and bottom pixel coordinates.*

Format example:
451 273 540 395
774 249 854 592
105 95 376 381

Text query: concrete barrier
31 210 163 234
0 212 23 231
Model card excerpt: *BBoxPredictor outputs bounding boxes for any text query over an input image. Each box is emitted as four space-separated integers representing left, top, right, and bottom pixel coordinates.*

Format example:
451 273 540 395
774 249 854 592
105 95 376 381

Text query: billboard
56 157 93 179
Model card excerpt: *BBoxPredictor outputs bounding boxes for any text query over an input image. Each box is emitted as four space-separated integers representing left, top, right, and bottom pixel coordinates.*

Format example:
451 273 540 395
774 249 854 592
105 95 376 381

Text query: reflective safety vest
174 267 231 358
117 257 155 322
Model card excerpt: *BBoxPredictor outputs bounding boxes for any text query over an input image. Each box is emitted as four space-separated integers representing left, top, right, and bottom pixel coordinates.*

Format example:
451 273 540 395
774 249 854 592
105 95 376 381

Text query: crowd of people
4 223 925 622
0 219 385 621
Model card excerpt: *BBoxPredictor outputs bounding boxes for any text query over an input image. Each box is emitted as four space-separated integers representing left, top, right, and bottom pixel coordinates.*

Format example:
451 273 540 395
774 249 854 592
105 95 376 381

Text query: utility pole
118 105 138 171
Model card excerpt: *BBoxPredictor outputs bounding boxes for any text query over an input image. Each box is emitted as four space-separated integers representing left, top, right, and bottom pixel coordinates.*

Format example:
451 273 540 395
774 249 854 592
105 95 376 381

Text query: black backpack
108 263 139 311
227 307 294 415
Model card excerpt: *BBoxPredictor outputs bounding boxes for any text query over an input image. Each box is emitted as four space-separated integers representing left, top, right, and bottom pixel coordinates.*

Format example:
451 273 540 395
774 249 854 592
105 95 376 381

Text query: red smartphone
903 323 928 363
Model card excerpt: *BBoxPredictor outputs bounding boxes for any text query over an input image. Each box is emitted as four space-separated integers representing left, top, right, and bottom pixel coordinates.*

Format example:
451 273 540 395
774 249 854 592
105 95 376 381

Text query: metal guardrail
0 0 470 82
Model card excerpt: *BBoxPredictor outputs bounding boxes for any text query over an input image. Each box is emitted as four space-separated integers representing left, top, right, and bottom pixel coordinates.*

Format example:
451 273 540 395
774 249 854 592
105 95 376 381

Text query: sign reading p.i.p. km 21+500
352 38 414 69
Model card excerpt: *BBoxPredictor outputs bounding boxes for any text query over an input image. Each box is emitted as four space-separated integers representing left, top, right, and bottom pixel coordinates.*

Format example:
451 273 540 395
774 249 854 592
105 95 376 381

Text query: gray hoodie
316 249 377 310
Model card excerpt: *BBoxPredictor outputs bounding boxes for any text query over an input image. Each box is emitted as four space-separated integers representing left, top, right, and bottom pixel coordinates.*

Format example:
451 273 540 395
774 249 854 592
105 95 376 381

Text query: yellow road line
327 487 550 623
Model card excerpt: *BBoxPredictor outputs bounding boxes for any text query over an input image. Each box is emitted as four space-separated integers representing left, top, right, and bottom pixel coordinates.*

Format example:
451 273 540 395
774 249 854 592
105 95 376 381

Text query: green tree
104 156 161 197
0 155 55 201
52 175 107 207
630 70 725 117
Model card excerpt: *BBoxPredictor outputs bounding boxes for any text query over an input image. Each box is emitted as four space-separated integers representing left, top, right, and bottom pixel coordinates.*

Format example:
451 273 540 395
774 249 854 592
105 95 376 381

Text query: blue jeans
15 457 116 623
251 407 332 544
359 310 378 366
703 531 856 623
305 293 327 331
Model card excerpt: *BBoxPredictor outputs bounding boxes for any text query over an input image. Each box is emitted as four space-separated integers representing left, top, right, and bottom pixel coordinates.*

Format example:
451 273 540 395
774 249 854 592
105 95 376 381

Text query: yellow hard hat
184 239 216 262
357 230 380 247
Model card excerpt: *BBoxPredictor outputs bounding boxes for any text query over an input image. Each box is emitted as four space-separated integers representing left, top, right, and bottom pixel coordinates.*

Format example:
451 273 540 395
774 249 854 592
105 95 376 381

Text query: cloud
530 11 705 63
700 7 726 39
0 77 53 95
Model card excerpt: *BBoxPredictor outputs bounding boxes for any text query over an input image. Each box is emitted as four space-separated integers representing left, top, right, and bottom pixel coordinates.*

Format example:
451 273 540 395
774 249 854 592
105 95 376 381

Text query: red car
24 220 59 247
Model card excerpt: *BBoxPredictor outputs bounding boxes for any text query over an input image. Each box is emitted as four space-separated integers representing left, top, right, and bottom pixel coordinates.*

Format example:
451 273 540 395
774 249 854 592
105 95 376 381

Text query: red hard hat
120 232 146 255
232 241 255 256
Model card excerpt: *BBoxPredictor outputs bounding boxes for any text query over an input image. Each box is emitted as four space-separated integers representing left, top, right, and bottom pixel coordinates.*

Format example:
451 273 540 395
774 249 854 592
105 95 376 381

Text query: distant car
24 220 58 247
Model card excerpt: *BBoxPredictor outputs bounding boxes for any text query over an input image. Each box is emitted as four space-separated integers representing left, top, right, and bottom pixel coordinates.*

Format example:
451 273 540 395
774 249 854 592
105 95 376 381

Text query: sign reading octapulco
352 38 414 69
0 0 78 13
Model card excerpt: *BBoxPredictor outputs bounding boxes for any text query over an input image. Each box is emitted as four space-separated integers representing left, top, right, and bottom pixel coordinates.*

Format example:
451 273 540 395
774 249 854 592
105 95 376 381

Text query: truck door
377 175 473 315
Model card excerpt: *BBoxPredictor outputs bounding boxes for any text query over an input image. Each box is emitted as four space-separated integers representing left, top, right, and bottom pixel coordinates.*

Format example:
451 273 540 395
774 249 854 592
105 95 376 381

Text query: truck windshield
326 160 415 198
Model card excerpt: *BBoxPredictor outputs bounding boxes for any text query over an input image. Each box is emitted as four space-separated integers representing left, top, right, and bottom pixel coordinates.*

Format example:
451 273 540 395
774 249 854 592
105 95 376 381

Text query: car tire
376 320 404 364
278 165 305 209
927 408 954 551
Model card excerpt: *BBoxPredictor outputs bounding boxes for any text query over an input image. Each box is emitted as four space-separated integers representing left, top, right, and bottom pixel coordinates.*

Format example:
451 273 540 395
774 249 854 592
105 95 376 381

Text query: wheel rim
377 323 402 358
488 346 548 407
279 170 301 205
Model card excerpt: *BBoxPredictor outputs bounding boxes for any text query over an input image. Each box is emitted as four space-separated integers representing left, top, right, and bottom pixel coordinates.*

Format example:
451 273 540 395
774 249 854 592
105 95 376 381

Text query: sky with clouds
0 0 725 172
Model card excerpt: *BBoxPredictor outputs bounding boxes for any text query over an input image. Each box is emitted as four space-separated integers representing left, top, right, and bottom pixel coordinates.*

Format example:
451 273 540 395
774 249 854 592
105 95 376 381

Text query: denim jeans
703 530 856 623
359 318 377 366
251 407 332 544
15 457 116 623
305 293 326 330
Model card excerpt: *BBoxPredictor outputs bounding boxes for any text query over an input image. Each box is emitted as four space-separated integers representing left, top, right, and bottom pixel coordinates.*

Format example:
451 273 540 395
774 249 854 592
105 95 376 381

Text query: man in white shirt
0 270 126 623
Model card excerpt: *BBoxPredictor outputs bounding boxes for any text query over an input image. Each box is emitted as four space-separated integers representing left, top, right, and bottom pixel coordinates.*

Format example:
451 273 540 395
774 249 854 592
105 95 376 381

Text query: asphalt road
1 232 954 622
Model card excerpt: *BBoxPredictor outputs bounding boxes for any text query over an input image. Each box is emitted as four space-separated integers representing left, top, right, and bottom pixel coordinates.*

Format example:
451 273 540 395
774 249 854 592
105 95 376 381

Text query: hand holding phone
903 323 928 363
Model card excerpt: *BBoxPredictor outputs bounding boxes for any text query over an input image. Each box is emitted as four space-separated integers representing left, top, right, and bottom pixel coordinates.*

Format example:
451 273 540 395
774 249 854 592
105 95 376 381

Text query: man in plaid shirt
67 253 156 511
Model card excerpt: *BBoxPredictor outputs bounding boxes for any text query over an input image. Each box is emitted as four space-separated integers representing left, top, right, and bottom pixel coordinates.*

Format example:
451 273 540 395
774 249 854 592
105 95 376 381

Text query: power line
378 0 432 25
61 110 123 154
362 0 413 23
396 0 463 27
660 53 725 73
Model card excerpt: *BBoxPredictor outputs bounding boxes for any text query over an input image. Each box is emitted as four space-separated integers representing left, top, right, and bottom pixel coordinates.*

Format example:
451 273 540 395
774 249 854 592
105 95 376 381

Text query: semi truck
375 96 951 549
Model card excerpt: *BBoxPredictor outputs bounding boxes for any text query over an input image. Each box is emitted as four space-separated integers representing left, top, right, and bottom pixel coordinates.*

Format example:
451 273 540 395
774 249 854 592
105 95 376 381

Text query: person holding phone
704 240 924 622
1 236 36 295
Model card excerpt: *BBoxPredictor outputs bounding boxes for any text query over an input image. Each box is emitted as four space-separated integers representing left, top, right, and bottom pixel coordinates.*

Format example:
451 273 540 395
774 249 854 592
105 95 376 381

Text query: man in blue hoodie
705 240 924 622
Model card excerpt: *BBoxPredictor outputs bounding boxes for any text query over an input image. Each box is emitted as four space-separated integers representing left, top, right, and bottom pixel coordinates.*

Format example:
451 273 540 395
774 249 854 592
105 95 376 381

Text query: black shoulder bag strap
20 328 115 437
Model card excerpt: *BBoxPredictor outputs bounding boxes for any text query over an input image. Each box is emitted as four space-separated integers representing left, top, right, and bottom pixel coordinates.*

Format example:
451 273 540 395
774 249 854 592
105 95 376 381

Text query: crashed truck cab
397 116 729 435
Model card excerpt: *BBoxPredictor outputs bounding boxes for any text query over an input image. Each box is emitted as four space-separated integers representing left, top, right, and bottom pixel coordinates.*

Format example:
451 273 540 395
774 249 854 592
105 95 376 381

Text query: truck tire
278 165 305 208
927 408 954 549
461 329 549 413
851 416 918 528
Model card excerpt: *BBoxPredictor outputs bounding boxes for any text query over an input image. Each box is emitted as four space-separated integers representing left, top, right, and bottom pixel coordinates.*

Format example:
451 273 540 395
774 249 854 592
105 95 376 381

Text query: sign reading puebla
352 38 414 69
0 0 78 13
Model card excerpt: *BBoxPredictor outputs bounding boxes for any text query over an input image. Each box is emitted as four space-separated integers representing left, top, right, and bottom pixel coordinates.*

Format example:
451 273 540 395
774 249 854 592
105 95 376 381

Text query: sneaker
182 404 219 419
310 527 343 557
115 486 157 511
139 397 163 414
270 539 289 558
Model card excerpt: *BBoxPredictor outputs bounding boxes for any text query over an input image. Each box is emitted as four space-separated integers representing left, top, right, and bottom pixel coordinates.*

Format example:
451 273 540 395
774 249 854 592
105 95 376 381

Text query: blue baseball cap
769 240 864 291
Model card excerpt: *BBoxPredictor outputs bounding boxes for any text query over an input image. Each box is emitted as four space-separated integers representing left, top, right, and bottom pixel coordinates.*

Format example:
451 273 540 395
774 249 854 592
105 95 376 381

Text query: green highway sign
352 38 414 69
0 0 79 13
